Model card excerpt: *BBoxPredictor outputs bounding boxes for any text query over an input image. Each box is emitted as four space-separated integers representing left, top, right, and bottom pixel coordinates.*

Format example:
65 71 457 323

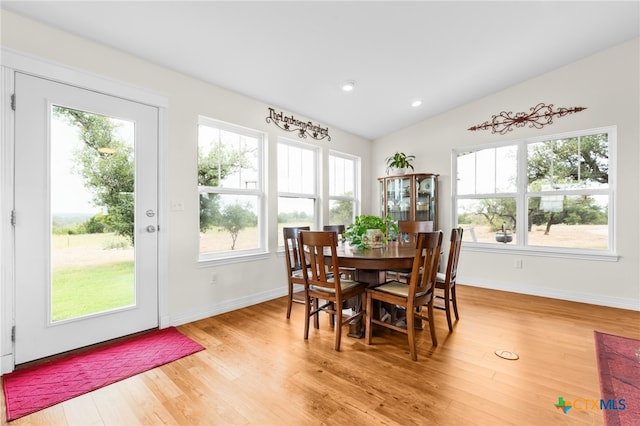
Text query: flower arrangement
344 215 398 249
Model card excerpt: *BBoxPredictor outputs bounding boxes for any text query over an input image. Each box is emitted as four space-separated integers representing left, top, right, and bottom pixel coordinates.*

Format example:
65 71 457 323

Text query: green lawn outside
52 260 134 321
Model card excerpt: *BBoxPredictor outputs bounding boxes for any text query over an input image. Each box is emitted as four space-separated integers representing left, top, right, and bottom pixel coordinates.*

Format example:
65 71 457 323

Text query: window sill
462 243 618 262
198 251 271 268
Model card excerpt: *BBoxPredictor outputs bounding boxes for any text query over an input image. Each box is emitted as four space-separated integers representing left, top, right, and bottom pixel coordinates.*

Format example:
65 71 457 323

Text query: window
198 116 265 262
454 127 614 257
328 152 358 226
277 139 318 246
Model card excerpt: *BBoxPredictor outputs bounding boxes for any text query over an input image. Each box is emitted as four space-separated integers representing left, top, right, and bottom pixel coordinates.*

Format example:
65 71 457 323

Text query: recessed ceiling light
341 81 356 92
411 100 423 107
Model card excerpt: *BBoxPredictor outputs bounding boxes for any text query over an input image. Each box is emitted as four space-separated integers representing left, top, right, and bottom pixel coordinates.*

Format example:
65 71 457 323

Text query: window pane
456 151 476 195
329 155 355 197
475 149 496 194
277 197 315 246
457 198 517 244
457 146 517 195
198 125 259 190
495 146 518 193
199 193 260 254
527 195 608 249
277 143 316 194
528 134 608 192
329 199 354 226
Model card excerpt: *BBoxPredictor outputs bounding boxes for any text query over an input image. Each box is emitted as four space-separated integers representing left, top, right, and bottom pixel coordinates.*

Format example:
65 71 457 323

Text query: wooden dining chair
298 230 367 351
365 231 443 361
323 224 355 280
322 224 346 241
434 227 463 331
386 220 434 282
283 226 310 319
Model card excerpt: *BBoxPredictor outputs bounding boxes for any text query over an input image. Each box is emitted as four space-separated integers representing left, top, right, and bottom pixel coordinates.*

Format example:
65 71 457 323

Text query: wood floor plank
3 284 639 425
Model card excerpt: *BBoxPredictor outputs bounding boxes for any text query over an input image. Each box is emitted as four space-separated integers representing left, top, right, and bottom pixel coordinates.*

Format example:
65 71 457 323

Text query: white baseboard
460 279 640 311
169 286 290 326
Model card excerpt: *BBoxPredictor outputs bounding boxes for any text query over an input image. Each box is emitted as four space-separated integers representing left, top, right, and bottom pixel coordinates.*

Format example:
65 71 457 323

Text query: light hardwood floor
3 285 639 425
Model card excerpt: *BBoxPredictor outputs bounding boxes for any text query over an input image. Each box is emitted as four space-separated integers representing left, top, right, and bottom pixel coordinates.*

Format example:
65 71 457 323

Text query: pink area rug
594 331 640 426
2 327 204 421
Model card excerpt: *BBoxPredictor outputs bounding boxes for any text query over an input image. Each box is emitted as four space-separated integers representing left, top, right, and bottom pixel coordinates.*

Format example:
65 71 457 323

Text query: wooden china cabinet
378 173 439 230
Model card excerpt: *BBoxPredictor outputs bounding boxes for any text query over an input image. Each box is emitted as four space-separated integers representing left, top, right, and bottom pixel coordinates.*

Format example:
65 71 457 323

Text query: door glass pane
50 106 135 322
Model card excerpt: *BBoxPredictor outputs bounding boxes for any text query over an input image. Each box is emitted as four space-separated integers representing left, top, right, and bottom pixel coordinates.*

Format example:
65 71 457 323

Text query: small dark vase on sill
495 232 513 243
495 223 512 243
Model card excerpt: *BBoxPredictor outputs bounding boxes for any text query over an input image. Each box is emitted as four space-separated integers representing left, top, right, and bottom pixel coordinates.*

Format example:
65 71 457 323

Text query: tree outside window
198 117 264 257
329 152 358 226
455 128 613 253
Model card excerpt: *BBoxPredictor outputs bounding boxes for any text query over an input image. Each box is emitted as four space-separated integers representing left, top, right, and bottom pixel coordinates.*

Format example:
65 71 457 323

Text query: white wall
0 10 373 328
372 38 640 310
1 8 637 352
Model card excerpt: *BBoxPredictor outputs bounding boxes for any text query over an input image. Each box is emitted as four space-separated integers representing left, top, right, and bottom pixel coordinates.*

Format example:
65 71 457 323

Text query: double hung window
328 151 358 226
454 127 614 257
198 116 265 261
277 139 319 246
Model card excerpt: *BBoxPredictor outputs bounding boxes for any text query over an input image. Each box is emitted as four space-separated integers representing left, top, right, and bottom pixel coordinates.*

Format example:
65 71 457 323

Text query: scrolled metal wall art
468 102 587 135
266 107 331 141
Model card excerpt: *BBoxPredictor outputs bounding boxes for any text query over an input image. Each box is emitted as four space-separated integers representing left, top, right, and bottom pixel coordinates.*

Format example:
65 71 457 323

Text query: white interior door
14 72 159 364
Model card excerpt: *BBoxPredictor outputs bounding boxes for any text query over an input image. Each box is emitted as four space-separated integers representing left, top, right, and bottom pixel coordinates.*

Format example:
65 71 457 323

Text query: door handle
146 225 157 233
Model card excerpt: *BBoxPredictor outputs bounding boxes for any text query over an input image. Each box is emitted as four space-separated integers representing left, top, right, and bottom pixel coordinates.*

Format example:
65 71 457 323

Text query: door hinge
10 210 16 226
11 326 15 343
10 94 16 111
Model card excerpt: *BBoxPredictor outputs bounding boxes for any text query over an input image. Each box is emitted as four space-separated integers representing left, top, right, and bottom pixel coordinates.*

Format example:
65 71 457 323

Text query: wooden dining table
329 242 418 337
333 241 416 287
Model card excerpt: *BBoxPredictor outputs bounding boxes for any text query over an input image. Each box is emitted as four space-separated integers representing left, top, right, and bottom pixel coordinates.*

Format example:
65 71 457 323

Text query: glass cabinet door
379 180 385 217
379 173 438 229
386 176 412 221
415 175 434 222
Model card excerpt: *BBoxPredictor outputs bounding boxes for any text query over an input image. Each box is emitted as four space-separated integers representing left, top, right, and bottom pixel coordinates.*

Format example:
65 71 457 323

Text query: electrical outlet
171 200 185 211
210 271 218 285
514 259 523 269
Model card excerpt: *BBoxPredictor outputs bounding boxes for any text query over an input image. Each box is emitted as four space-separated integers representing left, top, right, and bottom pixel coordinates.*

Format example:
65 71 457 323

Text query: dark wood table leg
347 269 387 338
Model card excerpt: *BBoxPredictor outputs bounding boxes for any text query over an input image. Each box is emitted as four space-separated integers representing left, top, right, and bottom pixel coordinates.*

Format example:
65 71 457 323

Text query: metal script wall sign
468 103 587 135
266 107 331 141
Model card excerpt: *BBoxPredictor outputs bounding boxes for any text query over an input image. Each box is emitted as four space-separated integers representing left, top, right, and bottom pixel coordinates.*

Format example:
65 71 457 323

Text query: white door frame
0 48 170 373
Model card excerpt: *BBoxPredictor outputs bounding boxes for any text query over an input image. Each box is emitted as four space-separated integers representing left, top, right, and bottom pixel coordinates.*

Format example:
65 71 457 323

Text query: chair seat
435 272 446 282
373 281 409 297
310 279 363 294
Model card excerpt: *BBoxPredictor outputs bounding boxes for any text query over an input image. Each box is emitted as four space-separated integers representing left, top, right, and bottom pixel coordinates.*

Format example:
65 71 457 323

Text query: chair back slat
298 231 341 293
446 227 464 283
397 220 434 245
410 231 443 303
283 226 310 273
323 224 346 245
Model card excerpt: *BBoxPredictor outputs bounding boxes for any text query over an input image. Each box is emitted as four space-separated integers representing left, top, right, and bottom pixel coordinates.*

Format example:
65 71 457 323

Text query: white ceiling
2 1 639 140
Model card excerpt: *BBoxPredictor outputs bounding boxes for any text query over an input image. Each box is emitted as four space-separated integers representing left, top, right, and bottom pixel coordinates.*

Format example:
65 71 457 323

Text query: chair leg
451 284 460 320
304 294 311 340
330 301 336 328
364 293 373 345
286 281 293 319
427 302 438 346
334 302 343 351
407 309 417 361
313 298 320 329
444 286 453 332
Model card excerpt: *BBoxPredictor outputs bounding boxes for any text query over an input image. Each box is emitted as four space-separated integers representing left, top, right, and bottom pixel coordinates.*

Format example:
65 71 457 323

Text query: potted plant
345 215 398 249
385 152 416 175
